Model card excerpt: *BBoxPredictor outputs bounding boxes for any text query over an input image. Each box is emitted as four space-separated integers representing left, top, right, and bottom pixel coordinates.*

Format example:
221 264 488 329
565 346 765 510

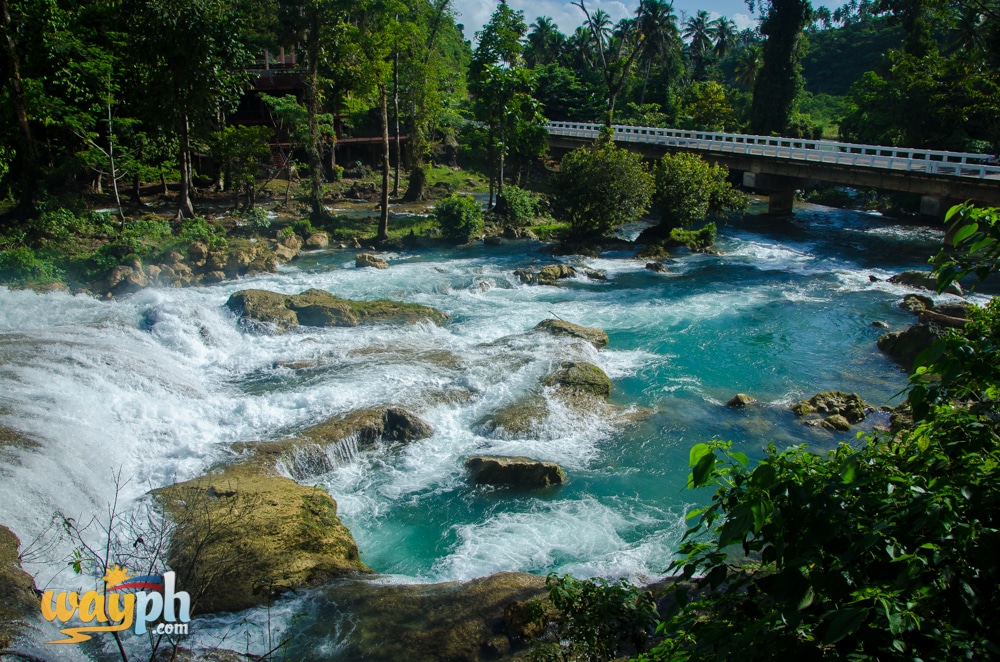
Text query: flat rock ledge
233 407 434 479
532 318 609 349
226 288 447 332
466 456 566 488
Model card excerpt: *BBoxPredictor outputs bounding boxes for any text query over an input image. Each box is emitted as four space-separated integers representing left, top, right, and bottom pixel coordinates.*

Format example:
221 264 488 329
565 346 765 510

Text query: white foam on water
431 496 688 583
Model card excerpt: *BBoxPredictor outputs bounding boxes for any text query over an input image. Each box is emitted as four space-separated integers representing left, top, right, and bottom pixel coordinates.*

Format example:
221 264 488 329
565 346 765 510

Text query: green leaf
688 444 717 488
822 607 869 644
841 458 860 484
731 451 750 467
952 222 979 244
944 203 964 223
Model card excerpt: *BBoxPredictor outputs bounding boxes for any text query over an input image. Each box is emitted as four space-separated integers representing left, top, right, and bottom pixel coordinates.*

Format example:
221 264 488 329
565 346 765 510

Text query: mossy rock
478 362 618 438
542 361 611 399
0 525 39 649
465 456 566 488
226 288 447 332
153 470 371 614
532 319 609 349
791 391 866 424
302 407 434 447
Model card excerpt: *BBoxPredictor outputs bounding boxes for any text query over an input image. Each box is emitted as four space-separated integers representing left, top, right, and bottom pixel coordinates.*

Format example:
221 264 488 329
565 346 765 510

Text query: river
0 202 972 659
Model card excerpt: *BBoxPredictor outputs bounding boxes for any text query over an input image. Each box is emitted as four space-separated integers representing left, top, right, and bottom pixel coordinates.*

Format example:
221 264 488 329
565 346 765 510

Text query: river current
0 202 974 658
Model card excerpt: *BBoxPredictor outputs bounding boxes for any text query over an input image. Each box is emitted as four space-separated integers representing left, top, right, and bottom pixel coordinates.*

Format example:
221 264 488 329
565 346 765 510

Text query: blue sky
451 0 763 45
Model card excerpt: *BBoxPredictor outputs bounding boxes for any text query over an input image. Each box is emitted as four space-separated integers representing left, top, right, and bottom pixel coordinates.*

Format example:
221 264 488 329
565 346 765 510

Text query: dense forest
1 0 998 225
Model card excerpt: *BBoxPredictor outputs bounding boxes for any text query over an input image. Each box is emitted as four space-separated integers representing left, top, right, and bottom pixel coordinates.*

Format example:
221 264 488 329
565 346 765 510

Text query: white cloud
731 12 756 30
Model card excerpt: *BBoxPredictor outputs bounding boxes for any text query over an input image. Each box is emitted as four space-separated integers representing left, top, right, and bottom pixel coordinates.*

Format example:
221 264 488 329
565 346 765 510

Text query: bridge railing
546 121 1000 180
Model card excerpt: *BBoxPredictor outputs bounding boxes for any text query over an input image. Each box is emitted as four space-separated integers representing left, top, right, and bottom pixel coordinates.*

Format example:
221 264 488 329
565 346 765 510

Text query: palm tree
733 43 761 90
683 10 714 80
567 25 597 69
710 16 737 58
526 16 565 67
636 0 680 104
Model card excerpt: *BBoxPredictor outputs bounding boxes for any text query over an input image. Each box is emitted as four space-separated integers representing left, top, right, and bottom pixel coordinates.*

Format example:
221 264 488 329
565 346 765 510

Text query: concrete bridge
546 122 1000 216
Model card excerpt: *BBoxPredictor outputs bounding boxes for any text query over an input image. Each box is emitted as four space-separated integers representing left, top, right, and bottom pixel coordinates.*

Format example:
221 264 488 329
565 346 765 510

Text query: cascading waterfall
0 203 984 659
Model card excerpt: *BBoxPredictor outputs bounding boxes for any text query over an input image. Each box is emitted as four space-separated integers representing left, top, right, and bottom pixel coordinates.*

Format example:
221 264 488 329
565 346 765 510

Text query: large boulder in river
226 288 447 331
532 319 609 349
304 232 329 249
356 253 388 269
542 361 612 398
154 468 371 614
792 391 867 424
465 456 566 488
888 270 962 296
0 525 39 648
878 323 944 368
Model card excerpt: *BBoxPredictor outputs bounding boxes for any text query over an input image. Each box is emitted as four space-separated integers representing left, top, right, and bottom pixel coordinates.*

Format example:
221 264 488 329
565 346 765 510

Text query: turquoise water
0 201 971 658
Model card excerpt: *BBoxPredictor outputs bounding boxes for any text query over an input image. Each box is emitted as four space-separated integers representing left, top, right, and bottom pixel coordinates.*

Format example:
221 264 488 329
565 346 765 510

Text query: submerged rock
226 288 447 331
888 270 962 296
792 391 866 424
514 264 576 286
878 323 944 368
477 362 617 438
314 572 548 661
0 525 38 649
465 456 566 488
645 261 669 273
153 468 371 614
726 393 756 408
532 319 609 349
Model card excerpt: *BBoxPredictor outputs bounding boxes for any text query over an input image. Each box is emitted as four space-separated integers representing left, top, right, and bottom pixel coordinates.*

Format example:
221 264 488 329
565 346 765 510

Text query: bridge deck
547 122 1000 182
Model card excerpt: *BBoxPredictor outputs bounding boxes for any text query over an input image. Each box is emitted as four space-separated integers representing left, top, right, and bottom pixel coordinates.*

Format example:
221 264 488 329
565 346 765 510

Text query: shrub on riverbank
653 152 747 230
435 194 484 243
550 137 654 238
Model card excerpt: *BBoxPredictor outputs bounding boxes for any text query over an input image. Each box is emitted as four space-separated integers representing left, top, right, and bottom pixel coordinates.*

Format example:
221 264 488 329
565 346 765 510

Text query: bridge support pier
743 172 798 216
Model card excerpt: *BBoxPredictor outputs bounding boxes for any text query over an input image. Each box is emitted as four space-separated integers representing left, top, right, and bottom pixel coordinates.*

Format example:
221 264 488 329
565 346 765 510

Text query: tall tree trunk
377 84 390 242
1 0 38 208
177 111 195 220
487 130 496 209
131 172 142 206
305 18 325 221
640 60 651 105
392 46 401 197
107 102 125 230
497 122 505 201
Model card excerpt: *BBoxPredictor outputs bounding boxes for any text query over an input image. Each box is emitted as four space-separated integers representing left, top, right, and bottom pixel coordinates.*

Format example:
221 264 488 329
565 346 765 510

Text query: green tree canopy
551 135 654 237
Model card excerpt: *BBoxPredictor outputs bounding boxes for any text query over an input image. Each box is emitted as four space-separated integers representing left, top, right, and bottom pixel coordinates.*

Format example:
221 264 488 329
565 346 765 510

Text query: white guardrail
546 121 1000 181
